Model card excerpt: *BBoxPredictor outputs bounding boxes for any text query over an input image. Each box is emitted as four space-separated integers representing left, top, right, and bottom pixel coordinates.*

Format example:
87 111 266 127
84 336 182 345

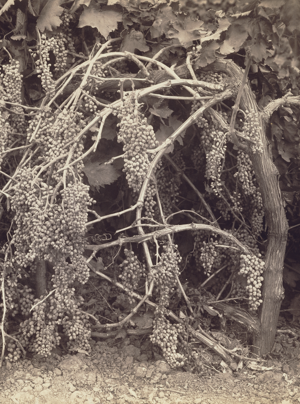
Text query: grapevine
0 0 294 368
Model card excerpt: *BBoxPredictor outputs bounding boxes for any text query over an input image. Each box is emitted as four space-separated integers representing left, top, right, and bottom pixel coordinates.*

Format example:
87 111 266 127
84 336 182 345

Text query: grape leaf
248 35 269 62
281 0 300 33
277 140 300 162
0 0 16 16
120 29 149 53
70 0 91 13
37 0 63 32
260 0 285 7
149 104 173 119
202 17 231 42
220 21 249 54
83 161 120 190
284 267 300 288
155 117 186 153
169 115 186 145
78 5 123 39
155 124 174 153
194 42 219 68
150 5 175 38
167 16 205 47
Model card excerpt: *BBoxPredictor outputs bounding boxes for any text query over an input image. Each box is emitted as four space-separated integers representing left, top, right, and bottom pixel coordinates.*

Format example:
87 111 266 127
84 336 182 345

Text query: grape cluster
144 183 157 218
239 253 264 311
82 92 98 113
235 151 256 195
199 239 219 275
205 130 227 195
150 311 185 368
117 92 159 193
87 63 108 94
27 108 85 177
190 108 209 132
193 233 223 275
191 147 205 172
19 286 35 317
20 297 61 356
190 109 227 195
156 164 181 217
11 173 93 267
0 112 9 169
62 310 91 353
31 29 72 92
0 262 19 317
152 243 181 307
19 287 91 356
242 110 263 153
119 249 146 303
230 274 247 299
234 151 264 235
196 71 227 87
216 199 231 221
31 35 56 95
235 228 259 254
250 190 264 236
49 33 69 75
6 341 22 362
1 59 25 133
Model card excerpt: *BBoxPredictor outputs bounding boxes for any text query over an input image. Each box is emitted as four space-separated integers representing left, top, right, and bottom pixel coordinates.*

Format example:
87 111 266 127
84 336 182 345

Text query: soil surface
1 332 300 404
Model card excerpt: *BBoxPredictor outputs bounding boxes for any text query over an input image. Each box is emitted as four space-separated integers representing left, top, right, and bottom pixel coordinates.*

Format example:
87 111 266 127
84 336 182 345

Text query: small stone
54 368 62 376
155 361 171 374
135 366 147 378
125 356 134 365
106 393 114 401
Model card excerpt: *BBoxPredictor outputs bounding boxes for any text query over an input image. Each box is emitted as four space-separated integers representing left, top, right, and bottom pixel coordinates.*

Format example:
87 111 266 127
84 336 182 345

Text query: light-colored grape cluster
11 173 93 267
87 63 108 94
205 130 227 195
9 169 94 356
234 151 264 235
31 35 56 95
199 239 219 275
117 92 159 193
190 109 227 195
19 286 35 317
235 151 256 195
193 232 223 275
152 243 181 307
6 341 22 362
0 112 9 169
19 297 61 357
120 249 146 303
62 309 91 353
243 110 263 153
150 311 185 368
0 59 25 133
31 29 72 93
239 253 264 311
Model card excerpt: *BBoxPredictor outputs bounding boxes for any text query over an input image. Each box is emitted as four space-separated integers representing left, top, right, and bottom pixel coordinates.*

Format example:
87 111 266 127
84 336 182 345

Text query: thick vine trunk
210 60 289 355
246 104 288 356
152 58 288 355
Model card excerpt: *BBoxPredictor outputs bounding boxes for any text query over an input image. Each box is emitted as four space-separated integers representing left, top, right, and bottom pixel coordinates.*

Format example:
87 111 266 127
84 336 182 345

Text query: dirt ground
1 326 300 404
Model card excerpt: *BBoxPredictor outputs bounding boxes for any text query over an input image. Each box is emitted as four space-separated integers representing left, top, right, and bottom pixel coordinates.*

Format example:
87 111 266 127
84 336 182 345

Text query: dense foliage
0 0 300 370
